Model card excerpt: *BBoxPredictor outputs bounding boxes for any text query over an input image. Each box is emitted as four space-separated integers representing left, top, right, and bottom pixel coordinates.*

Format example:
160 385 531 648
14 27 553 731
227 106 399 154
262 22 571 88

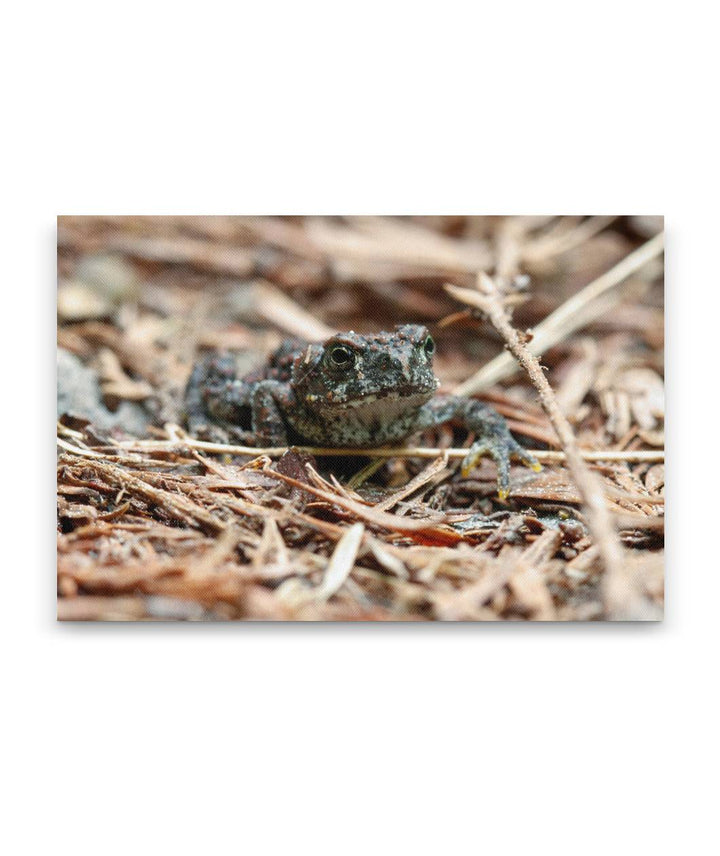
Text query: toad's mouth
321 385 436 410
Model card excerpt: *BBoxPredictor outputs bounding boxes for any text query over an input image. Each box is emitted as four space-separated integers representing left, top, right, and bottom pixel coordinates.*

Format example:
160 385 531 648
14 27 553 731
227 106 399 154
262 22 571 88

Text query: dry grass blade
315 523 365 601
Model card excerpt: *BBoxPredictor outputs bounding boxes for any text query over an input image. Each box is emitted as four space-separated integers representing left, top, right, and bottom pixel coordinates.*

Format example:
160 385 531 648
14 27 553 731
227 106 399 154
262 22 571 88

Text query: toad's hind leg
184 353 255 443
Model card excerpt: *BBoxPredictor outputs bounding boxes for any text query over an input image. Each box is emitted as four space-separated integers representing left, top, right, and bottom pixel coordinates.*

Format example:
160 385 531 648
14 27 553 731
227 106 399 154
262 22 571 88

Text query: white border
3 3 716 854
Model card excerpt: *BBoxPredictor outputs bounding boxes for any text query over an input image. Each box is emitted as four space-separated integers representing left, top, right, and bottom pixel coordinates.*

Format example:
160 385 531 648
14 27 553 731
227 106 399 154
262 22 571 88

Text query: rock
57 348 151 436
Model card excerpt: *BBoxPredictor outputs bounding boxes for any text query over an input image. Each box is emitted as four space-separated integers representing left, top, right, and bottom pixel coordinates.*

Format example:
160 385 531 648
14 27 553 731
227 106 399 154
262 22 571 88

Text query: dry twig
447 272 632 619
454 231 665 393
71 429 665 464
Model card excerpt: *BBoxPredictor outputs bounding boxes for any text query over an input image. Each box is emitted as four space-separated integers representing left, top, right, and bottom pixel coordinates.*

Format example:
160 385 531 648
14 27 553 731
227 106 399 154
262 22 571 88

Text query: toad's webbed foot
460 402 541 499
460 434 541 500
416 396 541 499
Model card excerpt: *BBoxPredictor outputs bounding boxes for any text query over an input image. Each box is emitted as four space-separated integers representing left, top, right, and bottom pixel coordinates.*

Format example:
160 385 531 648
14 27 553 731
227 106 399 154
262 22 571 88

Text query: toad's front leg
415 396 541 499
248 379 296 446
184 354 294 446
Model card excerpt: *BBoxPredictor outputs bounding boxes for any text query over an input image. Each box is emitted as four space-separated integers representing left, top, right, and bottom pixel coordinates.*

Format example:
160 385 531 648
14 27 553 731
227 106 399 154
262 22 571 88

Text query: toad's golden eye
423 336 435 357
329 345 354 367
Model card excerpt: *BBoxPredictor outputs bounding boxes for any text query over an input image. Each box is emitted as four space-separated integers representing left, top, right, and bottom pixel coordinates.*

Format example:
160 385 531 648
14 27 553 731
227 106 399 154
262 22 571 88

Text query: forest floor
57 215 664 621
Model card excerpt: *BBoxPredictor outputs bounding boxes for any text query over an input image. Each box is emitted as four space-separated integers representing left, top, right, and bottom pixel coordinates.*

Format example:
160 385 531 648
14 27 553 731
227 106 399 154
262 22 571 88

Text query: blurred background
57 215 664 445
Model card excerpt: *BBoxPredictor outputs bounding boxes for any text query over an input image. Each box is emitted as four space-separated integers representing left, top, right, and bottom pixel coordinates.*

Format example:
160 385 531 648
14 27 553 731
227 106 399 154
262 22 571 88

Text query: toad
184 324 540 497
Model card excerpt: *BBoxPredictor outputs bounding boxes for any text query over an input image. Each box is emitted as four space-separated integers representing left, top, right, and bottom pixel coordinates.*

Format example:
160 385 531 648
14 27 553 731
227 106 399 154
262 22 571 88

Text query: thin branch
64 433 664 464
448 272 632 619
453 231 665 394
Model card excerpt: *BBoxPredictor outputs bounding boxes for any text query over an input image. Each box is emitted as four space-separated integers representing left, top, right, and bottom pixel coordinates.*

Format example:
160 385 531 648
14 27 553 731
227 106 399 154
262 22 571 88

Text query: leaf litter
57 215 664 621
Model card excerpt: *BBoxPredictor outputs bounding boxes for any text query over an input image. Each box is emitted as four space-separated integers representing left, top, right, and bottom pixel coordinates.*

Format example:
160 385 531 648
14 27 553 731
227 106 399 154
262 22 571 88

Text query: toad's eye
423 336 435 357
329 345 355 367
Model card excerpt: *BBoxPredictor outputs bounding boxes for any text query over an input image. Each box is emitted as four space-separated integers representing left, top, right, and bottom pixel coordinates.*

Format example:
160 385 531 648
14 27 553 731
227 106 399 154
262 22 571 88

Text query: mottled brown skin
184 324 540 497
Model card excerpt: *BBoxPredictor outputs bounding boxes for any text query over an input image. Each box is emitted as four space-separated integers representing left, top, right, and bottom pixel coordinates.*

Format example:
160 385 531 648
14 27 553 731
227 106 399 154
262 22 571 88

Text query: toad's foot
414 395 542 499
460 434 541 500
